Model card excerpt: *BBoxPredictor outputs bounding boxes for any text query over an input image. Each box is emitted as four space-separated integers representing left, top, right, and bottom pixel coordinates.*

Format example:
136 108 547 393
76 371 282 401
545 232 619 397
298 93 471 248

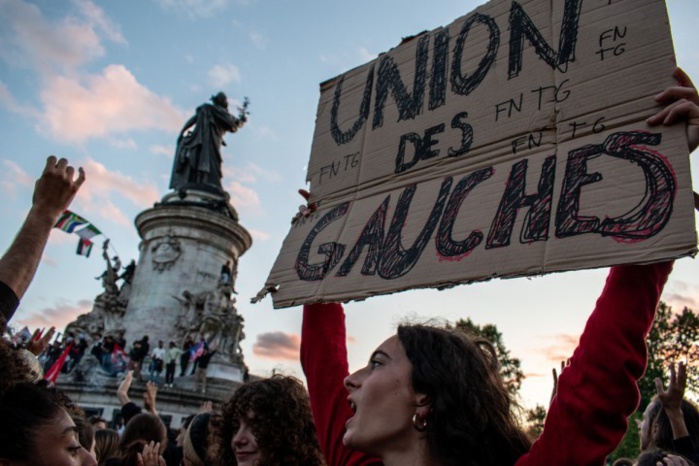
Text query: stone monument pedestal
124 190 252 383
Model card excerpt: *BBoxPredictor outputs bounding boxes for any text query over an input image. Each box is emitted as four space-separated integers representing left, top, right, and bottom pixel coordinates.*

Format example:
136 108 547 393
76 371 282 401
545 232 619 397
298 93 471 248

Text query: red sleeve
301 302 382 466
516 261 673 466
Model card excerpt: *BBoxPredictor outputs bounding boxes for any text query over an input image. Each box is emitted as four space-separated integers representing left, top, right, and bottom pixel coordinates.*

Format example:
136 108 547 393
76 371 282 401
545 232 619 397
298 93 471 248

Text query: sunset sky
1 0 698 409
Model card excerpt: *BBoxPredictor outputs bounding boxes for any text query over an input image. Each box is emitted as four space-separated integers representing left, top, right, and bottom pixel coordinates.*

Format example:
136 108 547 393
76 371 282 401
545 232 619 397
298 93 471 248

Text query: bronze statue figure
170 92 249 193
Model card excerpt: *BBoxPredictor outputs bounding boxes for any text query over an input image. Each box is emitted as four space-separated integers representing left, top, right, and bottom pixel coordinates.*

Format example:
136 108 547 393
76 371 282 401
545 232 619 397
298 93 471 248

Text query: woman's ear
414 393 431 409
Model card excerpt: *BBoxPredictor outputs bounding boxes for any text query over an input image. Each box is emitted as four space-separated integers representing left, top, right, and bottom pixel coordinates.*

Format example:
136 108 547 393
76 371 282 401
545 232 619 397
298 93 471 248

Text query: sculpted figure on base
170 92 249 193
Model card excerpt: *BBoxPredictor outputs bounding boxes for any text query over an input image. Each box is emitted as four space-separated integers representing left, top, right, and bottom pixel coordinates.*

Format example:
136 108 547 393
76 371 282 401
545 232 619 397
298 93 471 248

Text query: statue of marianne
170 92 249 193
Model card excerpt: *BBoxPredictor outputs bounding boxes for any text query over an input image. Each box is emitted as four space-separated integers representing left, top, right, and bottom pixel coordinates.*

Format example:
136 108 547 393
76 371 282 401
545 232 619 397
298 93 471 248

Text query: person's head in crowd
72 415 97 459
640 395 699 451
613 458 634 466
94 429 120 466
89 416 108 431
16 348 43 382
0 337 32 396
0 382 97 466
633 449 692 466
169 341 176 349
176 415 196 448
182 412 211 466
342 323 531 465
117 413 167 465
209 375 326 466
158 340 163 349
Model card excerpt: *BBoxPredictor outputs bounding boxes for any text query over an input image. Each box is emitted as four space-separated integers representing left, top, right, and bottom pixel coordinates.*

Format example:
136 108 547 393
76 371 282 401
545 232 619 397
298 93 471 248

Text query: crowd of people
1 68 699 466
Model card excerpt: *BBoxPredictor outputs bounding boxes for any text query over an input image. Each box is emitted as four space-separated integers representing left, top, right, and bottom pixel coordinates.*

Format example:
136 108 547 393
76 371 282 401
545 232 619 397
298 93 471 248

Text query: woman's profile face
230 412 261 466
20 408 97 466
343 334 421 454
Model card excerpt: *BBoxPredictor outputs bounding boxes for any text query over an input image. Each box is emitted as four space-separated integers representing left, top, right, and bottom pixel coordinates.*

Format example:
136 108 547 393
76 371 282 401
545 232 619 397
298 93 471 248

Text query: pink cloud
70 157 159 226
248 229 270 242
150 144 174 158
14 299 93 332
0 160 34 198
39 65 186 143
226 180 261 211
252 332 301 361
536 334 578 364
0 0 121 74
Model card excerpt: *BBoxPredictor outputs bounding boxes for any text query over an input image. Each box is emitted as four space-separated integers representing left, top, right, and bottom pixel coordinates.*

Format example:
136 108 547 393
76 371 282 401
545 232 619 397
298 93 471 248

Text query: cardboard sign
266 0 697 308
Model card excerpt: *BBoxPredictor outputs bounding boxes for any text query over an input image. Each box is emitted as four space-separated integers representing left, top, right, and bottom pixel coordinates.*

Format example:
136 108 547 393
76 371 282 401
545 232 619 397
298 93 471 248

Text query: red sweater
301 262 673 466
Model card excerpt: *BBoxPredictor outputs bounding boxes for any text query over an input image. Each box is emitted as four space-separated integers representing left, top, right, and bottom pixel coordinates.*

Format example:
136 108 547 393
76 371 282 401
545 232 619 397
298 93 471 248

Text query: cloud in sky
0 81 40 118
14 298 93 331
663 280 699 310
72 157 160 226
156 0 229 18
249 31 267 49
208 63 242 89
536 333 579 364
40 65 186 144
226 181 261 211
0 1 185 144
252 331 301 361
248 228 270 242
0 0 124 74
150 144 174 158
0 159 34 198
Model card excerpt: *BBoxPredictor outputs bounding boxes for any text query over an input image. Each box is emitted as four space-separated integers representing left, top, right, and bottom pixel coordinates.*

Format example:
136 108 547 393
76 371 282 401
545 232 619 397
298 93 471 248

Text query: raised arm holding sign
300 68 699 466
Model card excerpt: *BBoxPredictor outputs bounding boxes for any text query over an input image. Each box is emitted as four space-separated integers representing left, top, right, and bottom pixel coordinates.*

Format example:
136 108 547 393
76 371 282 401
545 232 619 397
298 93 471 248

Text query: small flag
110 344 130 372
76 238 93 257
190 341 205 362
54 210 88 233
44 342 73 383
75 224 101 240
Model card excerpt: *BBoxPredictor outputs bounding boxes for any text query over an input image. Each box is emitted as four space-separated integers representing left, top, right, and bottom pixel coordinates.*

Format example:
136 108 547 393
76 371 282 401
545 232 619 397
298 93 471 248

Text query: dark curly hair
0 335 33 397
397 324 531 466
0 381 67 460
209 375 326 466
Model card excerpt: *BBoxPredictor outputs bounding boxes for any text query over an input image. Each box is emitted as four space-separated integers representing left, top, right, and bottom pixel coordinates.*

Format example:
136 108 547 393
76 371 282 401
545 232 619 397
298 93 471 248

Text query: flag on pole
54 210 88 233
44 342 73 383
75 224 101 240
76 238 94 257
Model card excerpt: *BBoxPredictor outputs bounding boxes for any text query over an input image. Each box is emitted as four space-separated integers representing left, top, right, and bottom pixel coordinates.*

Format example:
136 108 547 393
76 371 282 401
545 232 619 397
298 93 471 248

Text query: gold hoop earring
412 413 427 432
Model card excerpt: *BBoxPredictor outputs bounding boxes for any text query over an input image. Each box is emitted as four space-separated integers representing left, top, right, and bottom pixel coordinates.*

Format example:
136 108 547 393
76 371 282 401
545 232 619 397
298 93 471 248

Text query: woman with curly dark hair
209 375 326 466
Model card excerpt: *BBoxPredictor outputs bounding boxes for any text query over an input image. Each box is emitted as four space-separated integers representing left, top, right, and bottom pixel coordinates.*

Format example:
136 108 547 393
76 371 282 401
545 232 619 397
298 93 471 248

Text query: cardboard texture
266 0 697 308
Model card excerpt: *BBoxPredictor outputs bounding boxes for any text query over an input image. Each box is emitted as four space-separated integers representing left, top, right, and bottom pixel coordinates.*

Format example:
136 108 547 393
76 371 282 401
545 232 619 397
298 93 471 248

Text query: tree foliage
640 301 699 410
524 404 547 439
610 301 699 462
450 318 524 395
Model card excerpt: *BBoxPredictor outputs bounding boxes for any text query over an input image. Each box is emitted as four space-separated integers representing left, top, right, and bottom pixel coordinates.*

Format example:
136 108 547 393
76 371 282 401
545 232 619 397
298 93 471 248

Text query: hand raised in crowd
658 453 693 466
648 67 699 153
32 156 86 222
144 381 158 416
549 359 571 406
117 370 134 405
655 361 687 412
654 361 689 440
25 326 56 356
136 441 165 466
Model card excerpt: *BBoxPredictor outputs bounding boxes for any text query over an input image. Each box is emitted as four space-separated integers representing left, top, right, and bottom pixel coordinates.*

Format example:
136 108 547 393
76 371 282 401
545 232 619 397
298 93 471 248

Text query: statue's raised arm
169 92 249 194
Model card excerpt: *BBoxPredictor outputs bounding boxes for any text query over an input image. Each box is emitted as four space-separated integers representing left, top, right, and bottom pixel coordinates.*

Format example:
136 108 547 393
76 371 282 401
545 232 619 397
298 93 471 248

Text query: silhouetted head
211 92 228 109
